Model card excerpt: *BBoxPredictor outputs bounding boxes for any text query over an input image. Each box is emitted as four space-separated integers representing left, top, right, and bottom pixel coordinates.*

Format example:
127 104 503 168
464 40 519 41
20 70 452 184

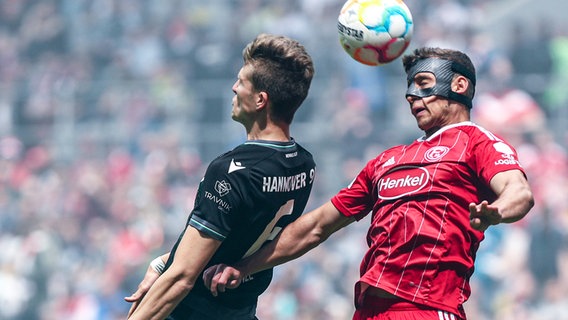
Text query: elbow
290 225 328 255
305 204 349 247
527 188 535 209
524 188 535 217
516 186 535 221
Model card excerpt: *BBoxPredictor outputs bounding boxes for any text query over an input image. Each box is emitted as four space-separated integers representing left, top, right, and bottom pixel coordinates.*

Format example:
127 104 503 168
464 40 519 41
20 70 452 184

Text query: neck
424 104 470 138
424 119 471 138
247 123 290 142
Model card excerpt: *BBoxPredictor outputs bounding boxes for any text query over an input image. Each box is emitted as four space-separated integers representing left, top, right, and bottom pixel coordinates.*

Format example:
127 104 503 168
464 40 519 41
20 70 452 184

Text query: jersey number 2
242 199 294 259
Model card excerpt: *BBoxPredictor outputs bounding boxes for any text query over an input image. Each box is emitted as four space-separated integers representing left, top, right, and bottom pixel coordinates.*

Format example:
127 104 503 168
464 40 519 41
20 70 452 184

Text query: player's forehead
238 64 253 78
237 64 255 86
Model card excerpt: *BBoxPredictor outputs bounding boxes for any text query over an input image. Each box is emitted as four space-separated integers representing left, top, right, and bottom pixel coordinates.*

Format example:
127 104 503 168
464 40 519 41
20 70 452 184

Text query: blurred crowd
0 0 567 319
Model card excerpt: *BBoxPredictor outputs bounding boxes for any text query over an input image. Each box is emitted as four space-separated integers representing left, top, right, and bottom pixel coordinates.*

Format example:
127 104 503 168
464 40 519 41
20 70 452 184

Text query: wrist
150 256 166 274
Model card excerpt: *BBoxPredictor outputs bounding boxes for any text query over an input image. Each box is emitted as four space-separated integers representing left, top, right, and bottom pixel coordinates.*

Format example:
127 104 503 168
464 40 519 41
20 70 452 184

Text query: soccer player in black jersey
125 33 316 320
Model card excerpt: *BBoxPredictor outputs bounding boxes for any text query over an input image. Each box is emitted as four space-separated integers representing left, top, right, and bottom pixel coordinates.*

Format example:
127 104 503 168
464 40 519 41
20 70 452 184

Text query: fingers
203 264 244 297
124 290 142 303
203 266 213 289
209 264 229 297
124 270 157 304
203 265 222 294
469 216 486 231
468 202 477 217
124 283 146 302
125 289 146 319
469 201 488 215
124 278 153 303
125 262 161 318
125 278 153 318
216 267 243 292
226 276 241 289
469 201 500 231
210 272 224 296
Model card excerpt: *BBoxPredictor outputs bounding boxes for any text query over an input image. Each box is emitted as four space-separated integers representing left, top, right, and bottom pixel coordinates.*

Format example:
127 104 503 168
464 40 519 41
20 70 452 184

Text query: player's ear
452 75 469 94
256 91 268 111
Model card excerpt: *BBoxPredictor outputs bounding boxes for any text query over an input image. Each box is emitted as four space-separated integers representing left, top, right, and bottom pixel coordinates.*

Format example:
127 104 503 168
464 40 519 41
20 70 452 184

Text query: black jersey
165 139 316 310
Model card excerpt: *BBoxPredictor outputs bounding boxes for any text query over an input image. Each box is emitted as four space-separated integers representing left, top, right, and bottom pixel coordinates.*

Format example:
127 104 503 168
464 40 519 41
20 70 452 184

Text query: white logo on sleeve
493 142 514 155
228 159 246 173
493 142 520 166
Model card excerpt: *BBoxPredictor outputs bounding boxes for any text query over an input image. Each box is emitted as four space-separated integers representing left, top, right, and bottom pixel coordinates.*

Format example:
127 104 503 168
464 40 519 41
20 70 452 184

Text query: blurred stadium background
1 0 567 319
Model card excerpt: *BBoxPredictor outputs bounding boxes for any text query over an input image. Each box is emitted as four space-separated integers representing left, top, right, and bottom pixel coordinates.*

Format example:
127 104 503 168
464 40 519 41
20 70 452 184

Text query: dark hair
402 47 476 99
242 34 315 124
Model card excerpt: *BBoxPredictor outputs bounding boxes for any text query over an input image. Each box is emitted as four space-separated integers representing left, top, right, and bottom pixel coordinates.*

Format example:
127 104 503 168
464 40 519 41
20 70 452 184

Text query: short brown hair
242 34 315 124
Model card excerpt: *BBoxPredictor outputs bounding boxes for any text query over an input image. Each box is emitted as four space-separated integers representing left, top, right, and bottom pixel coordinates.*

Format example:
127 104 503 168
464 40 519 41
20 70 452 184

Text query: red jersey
331 122 526 318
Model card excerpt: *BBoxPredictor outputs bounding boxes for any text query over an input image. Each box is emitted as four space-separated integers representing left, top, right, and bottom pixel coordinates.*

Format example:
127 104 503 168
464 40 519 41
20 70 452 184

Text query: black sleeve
188 157 246 241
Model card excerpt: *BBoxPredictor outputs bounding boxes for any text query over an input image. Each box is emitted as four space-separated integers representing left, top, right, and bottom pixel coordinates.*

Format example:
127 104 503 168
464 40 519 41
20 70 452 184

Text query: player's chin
231 108 239 121
416 119 430 131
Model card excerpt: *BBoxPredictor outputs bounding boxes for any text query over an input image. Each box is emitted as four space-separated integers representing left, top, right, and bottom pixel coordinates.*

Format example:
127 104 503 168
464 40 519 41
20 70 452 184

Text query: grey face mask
405 58 476 109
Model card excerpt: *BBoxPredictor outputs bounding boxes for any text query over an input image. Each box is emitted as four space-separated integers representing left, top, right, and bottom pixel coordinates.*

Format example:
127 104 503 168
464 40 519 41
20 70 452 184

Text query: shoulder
241 140 315 164
205 144 258 179
455 123 524 157
209 141 315 175
209 142 272 166
450 122 504 142
294 141 315 158
423 122 508 150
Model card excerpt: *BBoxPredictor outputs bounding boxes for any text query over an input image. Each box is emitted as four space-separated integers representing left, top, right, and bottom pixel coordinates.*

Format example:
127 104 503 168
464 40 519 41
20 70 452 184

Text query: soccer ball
338 0 413 66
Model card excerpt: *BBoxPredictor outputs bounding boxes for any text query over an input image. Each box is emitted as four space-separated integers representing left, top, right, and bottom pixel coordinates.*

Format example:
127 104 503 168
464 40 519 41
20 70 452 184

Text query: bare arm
470 169 534 231
128 227 222 320
125 252 171 317
240 201 354 274
204 201 355 295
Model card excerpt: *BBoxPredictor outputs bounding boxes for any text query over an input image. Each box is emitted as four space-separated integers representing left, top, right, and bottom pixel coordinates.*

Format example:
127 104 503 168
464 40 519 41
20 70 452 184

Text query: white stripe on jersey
470 123 502 141
438 310 457 320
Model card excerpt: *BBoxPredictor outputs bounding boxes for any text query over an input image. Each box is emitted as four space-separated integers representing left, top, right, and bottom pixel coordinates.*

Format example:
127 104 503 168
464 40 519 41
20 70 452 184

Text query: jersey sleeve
331 160 375 221
470 133 526 185
188 158 244 241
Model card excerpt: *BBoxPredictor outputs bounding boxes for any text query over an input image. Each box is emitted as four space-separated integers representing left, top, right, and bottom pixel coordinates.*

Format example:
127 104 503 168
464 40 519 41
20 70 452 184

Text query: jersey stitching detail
244 141 296 149
189 217 226 240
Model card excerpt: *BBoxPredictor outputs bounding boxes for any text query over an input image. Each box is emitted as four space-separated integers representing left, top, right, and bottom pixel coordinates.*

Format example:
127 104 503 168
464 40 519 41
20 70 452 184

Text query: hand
202 264 244 297
124 265 161 318
469 200 502 231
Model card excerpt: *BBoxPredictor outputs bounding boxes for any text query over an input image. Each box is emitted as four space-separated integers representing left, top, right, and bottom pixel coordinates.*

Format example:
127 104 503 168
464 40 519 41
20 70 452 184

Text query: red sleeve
469 132 526 184
330 159 376 221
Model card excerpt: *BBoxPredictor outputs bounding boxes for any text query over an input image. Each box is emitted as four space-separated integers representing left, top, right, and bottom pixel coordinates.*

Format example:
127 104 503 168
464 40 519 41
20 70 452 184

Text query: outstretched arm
204 201 355 295
470 169 534 231
127 226 222 319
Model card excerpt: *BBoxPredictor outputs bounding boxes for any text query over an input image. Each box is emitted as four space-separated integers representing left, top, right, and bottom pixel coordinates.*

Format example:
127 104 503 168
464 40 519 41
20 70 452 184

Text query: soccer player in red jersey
203 47 535 320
